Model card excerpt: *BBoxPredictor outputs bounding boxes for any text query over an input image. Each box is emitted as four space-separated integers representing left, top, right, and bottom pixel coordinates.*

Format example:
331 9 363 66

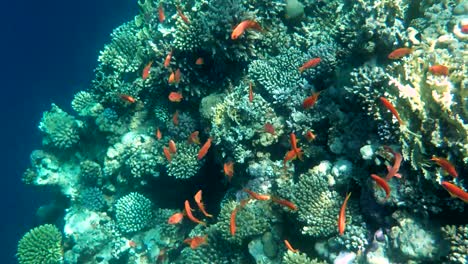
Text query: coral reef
17 224 63 264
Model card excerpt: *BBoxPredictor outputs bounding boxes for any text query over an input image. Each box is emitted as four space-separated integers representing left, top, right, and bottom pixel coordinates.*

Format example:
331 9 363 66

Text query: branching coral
78 187 106 211
282 251 327 264
79 160 103 186
165 141 202 179
17 224 63 264
39 104 82 149
442 224 468 264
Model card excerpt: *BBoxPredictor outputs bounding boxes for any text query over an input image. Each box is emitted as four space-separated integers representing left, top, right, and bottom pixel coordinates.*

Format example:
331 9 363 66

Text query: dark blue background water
0 1 137 262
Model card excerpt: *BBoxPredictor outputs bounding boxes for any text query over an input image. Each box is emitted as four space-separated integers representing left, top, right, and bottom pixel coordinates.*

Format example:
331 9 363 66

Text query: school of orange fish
118 3 465 254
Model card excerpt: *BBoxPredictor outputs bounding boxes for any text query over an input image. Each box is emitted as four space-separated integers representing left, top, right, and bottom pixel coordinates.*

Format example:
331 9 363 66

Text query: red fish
338 193 352 235
283 149 297 166
298 58 321 73
184 200 206 226
231 20 262 40
305 130 316 142
169 92 183 102
197 138 212 160
289 133 303 161
164 50 172 68
173 110 179 126
223 161 234 182
194 190 213 218
383 146 402 180
176 5 190 24
462 24 468 34
142 61 153 80
370 174 390 200
243 188 271 201
156 128 162 140
271 196 297 210
158 3 165 23
284 240 298 253
167 212 184 224
184 235 207 249
431 157 458 178
429 65 449 76
264 123 275 135
380 97 404 126
119 94 136 103
441 181 468 203
168 140 177 154
163 147 171 162
230 205 239 236
249 82 253 103
388 47 412 59
195 57 204 65
168 69 181 84
188 131 200 145
302 91 321 109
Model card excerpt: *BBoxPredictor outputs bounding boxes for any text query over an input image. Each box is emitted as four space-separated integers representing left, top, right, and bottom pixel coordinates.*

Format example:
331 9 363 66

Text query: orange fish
283 149 297 166
264 123 275 135
168 140 177 154
164 50 172 68
383 146 402 180
119 94 136 103
302 91 321 109
168 92 183 102
431 157 458 178
388 47 412 59
156 128 162 140
173 110 179 126
305 130 316 142
223 161 234 182
128 240 137 248
167 212 184 224
380 97 404 126
142 61 153 80
158 3 165 23
197 138 212 160
243 188 270 201
176 5 190 24
184 200 206 226
429 65 449 76
462 24 468 33
441 181 468 203
271 196 297 210
163 147 171 162
289 133 303 161
230 206 239 236
168 69 181 84
338 193 352 235
194 190 213 218
231 20 262 40
298 58 321 73
370 174 390 200
188 131 200 144
249 82 253 103
184 235 207 249
284 240 298 253
195 57 204 65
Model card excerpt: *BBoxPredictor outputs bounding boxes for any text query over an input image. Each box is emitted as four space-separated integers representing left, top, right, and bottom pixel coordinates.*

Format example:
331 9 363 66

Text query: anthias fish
231 20 262 40
338 193 352 235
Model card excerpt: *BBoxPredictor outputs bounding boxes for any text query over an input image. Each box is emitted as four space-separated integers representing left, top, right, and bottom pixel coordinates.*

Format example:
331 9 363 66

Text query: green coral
38 104 82 149
282 251 326 264
277 162 341 238
17 224 63 264
214 200 272 245
115 192 154 234
442 224 468 264
166 142 202 179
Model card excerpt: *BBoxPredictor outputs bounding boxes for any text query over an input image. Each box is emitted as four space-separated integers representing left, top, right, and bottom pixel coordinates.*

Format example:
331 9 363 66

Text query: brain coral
17 224 63 264
38 104 82 149
115 192 153 234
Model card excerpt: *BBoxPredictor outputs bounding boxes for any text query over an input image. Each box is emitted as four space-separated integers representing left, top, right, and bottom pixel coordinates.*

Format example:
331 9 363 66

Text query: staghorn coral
17 224 63 264
39 104 82 149
442 224 468 264
115 192 154 234
165 141 202 179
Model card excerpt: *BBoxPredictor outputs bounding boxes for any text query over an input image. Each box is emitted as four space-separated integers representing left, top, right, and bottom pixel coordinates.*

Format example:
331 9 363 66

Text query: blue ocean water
0 1 137 262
